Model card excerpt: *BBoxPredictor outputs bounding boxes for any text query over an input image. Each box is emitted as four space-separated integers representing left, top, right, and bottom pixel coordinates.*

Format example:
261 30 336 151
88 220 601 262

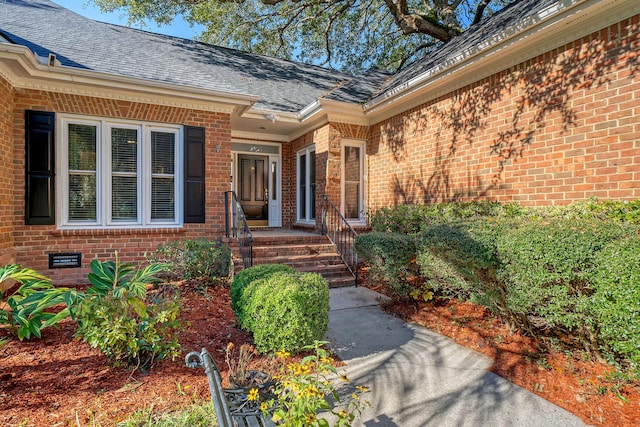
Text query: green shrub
75 258 182 370
369 199 640 238
369 201 516 235
230 264 296 325
148 238 231 281
354 232 417 299
0 265 76 340
241 271 329 354
416 221 502 307
589 236 640 370
495 218 630 342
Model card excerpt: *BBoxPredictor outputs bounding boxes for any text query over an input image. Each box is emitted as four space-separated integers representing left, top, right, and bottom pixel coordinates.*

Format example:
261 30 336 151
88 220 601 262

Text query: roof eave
0 43 258 113
363 0 637 123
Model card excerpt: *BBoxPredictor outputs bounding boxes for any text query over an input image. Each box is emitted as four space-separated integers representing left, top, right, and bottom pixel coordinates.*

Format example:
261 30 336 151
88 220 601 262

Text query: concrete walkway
325 286 588 427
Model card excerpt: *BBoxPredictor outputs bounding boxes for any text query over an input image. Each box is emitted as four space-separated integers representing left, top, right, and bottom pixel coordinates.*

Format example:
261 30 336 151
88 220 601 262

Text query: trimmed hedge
354 231 417 298
590 236 640 369
230 265 329 354
230 264 296 325
370 201 640 372
416 221 503 309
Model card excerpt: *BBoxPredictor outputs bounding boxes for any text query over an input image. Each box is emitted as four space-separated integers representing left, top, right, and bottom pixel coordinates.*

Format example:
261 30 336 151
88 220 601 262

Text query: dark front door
238 154 268 221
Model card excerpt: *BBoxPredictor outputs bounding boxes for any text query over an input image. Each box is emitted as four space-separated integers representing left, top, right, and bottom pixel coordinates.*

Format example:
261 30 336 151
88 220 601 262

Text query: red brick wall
368 16 640 210
285 123 368 230
0 76 15 267
11 89 231 284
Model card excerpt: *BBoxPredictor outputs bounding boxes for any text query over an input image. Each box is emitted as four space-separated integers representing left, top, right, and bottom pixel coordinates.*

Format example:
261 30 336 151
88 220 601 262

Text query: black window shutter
184 126 205 223
25 110 55 225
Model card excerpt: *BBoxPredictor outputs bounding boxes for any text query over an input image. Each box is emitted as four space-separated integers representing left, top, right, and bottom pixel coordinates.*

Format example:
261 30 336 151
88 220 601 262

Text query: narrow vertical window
309 150 316 220
342 141 366 223
111 127 139 222
151 131 175 221
68 124 97 221
299 153 307 220
296 146 316 223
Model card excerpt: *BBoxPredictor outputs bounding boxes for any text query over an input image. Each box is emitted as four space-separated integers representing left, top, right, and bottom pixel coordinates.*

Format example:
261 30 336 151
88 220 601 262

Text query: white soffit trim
363 0 637 122
231 130 290 142
0 45 258 114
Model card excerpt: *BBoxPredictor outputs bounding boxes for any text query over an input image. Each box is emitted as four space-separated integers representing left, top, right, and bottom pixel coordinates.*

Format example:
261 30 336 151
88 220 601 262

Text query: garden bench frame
185 347 274 427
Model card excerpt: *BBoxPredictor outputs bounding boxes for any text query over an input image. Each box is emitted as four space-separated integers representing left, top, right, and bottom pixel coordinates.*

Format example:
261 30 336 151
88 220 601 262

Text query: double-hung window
59 116 182 228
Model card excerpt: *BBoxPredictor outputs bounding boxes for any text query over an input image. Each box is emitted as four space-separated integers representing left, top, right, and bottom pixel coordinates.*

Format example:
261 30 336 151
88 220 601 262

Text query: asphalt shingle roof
0 0 359 112
0 0 561 111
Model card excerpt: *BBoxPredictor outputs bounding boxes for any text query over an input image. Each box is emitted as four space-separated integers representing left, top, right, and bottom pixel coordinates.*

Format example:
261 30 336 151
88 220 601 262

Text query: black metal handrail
225 191 253 269
320 194 358 286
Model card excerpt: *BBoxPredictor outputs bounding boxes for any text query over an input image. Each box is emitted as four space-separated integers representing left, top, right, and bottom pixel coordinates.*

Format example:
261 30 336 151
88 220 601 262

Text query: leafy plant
147 238 232 281
239 270 329 354
75 258 182 370
263 341 369 427
0 265 76 340
354 232 417 299
589 236 640 371
231 264 297 323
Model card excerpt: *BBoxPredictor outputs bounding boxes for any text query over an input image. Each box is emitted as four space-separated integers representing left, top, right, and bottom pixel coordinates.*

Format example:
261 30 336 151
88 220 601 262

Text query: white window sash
57 115 183 229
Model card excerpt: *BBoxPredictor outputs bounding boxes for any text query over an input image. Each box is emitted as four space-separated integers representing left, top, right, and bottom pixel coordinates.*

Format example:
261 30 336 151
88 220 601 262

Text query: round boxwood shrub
230 264 296 327
242 271 329 354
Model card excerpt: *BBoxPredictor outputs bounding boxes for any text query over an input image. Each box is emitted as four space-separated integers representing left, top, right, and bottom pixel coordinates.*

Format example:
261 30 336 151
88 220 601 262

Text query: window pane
112 128 138 221
69 174 97 220
344 146 361 220
345 182 360 219
112 128 138 173
68 123 97 221
112 176 137 220
152 177 174 220
309 151 316 220
151 131 176 221
152 131 175 175
68 124 96 171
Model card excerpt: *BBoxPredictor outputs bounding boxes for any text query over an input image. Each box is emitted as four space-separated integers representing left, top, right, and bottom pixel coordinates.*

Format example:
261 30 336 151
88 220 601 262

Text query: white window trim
340 139 367 225
296 145 316 224
56 114 183 229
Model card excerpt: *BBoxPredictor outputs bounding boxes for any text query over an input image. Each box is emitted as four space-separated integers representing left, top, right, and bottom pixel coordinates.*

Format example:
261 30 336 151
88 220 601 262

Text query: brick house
0 0 638 284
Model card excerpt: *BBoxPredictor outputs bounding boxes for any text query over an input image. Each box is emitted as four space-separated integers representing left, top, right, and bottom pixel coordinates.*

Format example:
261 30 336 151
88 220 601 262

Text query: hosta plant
74 257 182 370
0 265 76 340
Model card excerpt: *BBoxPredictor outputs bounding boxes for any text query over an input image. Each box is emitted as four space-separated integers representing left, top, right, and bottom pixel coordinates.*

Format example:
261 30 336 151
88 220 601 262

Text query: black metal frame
225 191 253 269
185 348 273 427
320 194 358 286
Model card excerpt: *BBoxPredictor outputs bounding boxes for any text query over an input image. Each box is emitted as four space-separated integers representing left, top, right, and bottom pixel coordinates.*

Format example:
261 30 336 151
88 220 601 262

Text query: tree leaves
90 0 517 73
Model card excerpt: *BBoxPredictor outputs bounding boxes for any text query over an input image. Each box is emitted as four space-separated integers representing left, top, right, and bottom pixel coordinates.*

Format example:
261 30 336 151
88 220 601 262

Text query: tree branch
471 0 492 26
382 0 454 41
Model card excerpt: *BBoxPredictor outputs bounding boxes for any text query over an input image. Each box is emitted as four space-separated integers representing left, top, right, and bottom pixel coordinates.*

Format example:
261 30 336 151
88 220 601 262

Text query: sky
52 1 204 40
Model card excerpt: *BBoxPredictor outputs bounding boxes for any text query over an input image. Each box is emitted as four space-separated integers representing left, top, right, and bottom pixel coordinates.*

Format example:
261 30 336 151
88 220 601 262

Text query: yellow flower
276 350 290 359
351 393 360 400
305 414 316 423
247 388 259 401
260 402 269 412
338 410 348 418
356 385 370 393
339 373 350 383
